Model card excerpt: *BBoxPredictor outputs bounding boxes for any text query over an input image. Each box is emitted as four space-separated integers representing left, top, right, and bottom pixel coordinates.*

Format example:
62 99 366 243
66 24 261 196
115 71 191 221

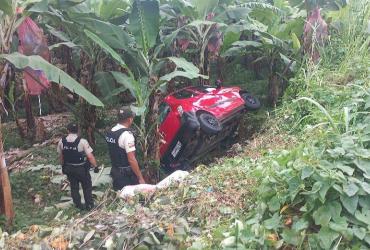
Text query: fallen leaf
29 225 39 233
16 233 26 241
280 205 289 214
267 233 278 242
83 230 95 244
50 235 68 250
33 194 42 204
167 224 174 238
284 217 293 226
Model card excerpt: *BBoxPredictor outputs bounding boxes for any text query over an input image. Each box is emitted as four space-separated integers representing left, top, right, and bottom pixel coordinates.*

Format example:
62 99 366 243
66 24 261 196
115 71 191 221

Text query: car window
191 86 216 93
159 102 171 124
173 89 198 99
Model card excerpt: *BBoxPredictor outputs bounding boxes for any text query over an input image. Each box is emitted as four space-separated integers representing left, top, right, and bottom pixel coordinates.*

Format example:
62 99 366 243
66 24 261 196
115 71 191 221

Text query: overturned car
158 84 260 170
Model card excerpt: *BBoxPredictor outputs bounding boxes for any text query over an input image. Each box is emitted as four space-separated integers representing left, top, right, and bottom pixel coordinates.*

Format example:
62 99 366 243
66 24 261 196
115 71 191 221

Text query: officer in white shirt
57 123 99 210
105 107 145 190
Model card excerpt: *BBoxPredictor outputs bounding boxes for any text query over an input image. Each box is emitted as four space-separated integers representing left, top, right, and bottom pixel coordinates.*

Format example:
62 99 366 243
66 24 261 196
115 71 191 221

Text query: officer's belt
116 166 130 170
65 162 87 167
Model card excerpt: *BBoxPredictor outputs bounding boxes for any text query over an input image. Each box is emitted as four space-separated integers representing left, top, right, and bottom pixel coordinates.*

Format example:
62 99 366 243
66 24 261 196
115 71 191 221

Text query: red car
159 84 260 170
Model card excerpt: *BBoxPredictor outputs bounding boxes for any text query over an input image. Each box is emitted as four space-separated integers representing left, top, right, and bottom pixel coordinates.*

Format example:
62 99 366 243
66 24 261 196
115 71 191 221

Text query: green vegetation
1 0 370 249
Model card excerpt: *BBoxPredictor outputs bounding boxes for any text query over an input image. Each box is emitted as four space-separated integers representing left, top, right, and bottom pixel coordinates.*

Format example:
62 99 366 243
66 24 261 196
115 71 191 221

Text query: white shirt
57 134 93 155
111 124 136 153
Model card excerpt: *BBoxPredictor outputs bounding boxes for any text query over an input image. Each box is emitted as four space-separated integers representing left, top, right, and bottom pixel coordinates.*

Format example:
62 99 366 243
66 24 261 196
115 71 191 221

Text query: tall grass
323 0 370 74
277 0 370 134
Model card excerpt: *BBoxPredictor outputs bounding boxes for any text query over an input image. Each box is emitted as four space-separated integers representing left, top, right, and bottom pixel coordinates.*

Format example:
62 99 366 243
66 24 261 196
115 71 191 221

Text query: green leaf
159 57 208 82
354 210 370 225
160 71 203 82
288 176 301 201
301 166 314 180
329 217 348 234
0 0 13 15
352 226 366 240
327 147 345 157
292 218 309 231
313 202 341 226
231 41 262 48
281 229 301 246
268 196 281 212
291 32 301 50
192 0 218 19
110 72 138 99
0 53 103 107
340 194 358 214
313 206 332 226
360 182 370 194
46 24 71 42
335 163 354 176
359 197 370 209
49 42 79 50
221 31 240 53
129 0 160 53
318 227 339 249
94 72 126 102
263 212 281 230
295 97 337 131
354 158 370 176
71 16 134 50
319 182 331 202
95 0 130 20
343 183 359 197
84 29 128 69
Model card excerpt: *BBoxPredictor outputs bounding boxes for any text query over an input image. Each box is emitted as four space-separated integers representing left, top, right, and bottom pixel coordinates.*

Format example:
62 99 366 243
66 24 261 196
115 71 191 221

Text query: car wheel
241 93 261 110
198 112 222 134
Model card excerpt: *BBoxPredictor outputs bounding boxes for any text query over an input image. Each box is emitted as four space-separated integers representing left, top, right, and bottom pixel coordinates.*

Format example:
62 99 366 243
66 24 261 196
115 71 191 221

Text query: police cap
67 122 78 133
118 107 135 122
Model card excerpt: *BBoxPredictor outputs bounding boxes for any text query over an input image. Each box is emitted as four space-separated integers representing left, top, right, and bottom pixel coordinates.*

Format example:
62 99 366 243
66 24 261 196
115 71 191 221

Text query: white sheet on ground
119 170 189 198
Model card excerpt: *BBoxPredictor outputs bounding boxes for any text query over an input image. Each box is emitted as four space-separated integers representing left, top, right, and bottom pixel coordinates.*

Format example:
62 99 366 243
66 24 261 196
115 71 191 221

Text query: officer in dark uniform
57 123 99 210
106 107 145 190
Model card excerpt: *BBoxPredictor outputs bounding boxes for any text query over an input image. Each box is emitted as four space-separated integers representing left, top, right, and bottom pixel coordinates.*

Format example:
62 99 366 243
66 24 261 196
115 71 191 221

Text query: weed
3 170 67 232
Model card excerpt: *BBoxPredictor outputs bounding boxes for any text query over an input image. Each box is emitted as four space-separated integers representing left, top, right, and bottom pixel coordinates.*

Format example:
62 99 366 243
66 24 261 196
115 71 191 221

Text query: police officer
57 123 99 210
106 107 145 191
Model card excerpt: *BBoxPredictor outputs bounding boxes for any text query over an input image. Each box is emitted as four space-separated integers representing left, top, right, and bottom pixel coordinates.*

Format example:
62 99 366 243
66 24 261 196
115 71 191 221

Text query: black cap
118 107 135 122
67 122 78 133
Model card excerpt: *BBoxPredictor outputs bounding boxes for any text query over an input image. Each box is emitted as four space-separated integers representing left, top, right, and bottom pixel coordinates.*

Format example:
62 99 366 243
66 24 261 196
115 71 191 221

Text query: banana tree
84 0 207 178
161 0 226 84
221 1 305 106
27 0 125 144
0 0 103 225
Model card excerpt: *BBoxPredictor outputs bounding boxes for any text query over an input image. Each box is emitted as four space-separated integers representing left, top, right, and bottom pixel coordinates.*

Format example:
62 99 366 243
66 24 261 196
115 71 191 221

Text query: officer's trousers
64 165 93 208
110 167 137 191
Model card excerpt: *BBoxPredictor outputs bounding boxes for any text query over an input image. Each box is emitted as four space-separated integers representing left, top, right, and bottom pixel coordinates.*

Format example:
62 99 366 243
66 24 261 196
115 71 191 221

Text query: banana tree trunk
23 80 36 141
79 52 97 145
0 115 14 226
145 79 162 183
268 56 280 107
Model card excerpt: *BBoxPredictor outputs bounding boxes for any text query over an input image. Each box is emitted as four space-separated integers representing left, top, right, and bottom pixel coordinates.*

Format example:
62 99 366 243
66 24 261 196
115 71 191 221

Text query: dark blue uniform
61 137 93 209
106 128 137 190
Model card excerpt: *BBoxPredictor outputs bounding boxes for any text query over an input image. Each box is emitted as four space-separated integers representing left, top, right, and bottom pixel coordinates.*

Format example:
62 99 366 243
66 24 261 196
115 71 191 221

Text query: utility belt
62 162 89 174
111 166 132 175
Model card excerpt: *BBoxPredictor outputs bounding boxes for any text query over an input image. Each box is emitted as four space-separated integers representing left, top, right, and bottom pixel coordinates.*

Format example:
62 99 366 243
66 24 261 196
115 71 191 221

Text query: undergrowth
2 1 369 249
220 1 370 249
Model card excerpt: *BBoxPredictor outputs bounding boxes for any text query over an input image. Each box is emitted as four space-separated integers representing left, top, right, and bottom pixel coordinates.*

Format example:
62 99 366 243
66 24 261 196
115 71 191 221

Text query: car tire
241 93 261 110
198 112 222 134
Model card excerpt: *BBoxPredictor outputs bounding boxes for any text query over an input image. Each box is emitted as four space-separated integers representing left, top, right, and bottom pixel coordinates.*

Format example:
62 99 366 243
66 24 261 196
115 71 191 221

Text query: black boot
85 203 95 211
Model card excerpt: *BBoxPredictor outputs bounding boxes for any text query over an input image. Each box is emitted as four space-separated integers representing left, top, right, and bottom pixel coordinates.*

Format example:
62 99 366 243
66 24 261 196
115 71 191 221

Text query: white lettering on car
171 141 182 158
